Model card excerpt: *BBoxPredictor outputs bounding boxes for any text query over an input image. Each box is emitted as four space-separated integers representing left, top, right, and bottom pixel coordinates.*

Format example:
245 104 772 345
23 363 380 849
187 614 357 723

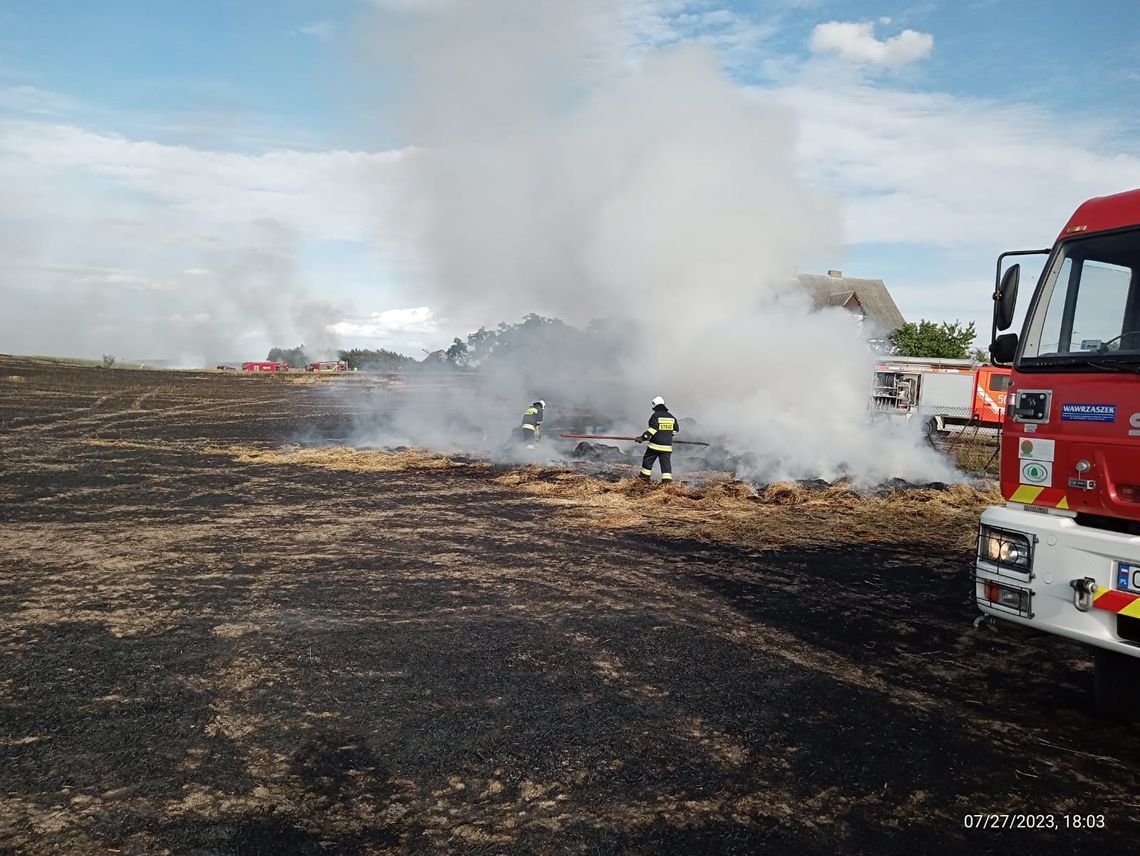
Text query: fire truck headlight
979 526 1032 569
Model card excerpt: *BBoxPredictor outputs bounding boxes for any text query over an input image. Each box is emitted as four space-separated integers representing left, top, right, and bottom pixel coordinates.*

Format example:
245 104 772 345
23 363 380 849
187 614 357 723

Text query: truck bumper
975 504 1140 657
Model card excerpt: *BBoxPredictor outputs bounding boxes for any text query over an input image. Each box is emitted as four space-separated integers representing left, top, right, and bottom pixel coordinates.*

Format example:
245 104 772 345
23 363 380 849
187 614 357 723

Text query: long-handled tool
559 433 710 447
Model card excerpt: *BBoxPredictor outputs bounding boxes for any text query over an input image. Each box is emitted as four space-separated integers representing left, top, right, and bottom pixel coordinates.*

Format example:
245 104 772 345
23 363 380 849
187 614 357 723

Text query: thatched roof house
797 270 906 334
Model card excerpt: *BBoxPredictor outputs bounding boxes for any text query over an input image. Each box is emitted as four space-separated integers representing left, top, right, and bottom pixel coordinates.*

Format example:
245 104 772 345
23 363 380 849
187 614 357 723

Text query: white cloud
759 76 1140 342
0 85 78 115
0 121 407 245
295 20 337 41
370 0 458 10
809 20 933 68
329 307 437 337
6 0 1140 363
0 121 413 361
768 81 1140 249
617 1 784 67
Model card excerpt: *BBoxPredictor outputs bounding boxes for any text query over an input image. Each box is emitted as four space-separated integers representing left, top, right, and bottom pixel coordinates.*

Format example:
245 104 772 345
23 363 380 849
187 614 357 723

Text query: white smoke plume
358 0 957 484
0 122 353 367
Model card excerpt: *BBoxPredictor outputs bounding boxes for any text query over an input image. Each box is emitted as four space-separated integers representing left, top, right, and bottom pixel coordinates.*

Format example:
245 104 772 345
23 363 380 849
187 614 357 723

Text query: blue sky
2 0 1140 362
6 1 1136 142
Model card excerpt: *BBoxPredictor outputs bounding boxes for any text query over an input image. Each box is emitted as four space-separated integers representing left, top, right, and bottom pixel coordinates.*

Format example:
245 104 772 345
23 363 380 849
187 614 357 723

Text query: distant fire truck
871 356 1011 433
241 361 291 373
306 360 348 372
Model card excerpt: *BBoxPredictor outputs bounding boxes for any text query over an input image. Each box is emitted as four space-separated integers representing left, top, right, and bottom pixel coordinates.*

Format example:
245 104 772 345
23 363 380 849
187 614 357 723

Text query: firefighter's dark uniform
639 405 677 481
517 402 544 443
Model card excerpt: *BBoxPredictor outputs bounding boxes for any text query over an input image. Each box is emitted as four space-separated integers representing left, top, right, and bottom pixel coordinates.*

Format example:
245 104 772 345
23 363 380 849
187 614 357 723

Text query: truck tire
1093 648 1140 720
923 417 943 449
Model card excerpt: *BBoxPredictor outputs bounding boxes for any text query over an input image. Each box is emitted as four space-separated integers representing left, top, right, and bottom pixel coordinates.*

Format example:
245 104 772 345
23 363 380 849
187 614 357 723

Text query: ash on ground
565 441 967 494
570 441 632 463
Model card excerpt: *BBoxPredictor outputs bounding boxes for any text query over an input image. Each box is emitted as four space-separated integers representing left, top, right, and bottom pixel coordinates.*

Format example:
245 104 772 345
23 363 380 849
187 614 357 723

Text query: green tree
888 320 977 359
337 348 415 371
267 345 309 367
445 337 469 366
452 314 578 367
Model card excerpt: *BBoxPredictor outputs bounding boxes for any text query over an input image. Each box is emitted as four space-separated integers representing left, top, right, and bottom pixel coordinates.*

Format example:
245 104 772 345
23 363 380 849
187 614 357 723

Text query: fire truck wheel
1093 648 1140 720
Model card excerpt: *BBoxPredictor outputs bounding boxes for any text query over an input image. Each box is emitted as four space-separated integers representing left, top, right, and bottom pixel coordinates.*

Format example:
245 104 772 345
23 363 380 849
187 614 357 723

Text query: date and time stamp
963 814 1106 830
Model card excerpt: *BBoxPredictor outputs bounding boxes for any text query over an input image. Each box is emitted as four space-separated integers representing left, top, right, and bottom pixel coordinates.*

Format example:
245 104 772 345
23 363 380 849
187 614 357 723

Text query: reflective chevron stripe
1093 588 1140 617
1008 485 1069 510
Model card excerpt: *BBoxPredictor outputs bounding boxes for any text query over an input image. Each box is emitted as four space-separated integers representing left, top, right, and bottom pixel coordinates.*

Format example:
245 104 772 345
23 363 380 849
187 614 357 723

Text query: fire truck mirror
995 263 1020 331
990 333 1018 365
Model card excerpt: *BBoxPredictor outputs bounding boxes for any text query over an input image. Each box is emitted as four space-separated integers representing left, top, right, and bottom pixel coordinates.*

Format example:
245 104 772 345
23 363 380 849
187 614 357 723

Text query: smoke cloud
0 122 377 366
353 0 955 484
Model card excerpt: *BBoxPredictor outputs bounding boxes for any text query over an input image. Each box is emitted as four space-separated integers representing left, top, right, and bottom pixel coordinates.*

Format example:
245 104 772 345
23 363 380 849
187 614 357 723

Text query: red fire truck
241 361 291 373
976 188 1140 716
305 360 348 372
872 357 1011 433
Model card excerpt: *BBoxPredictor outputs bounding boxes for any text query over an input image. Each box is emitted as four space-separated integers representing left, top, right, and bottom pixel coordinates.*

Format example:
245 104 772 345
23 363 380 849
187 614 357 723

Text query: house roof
796 272 906 333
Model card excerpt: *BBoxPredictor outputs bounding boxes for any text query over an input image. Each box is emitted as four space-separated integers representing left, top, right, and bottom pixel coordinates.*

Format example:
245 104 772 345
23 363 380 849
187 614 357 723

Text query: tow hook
1069 577 1098 612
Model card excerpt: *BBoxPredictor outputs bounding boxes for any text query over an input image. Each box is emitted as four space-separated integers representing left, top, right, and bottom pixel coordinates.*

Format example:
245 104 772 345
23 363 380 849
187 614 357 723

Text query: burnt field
1 356 1139 855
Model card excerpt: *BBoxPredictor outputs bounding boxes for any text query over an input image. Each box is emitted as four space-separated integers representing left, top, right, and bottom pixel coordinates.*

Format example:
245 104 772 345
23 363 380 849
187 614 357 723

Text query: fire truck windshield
1019 228 1140 370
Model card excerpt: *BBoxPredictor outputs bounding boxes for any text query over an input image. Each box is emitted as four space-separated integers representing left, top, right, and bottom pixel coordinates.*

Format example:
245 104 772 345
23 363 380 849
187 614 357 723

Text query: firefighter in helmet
517 400 545 448
635 395 678 482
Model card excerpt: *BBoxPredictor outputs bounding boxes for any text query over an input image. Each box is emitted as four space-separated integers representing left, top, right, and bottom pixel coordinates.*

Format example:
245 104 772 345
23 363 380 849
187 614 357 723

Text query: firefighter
516 400 545 447
635 395 678 482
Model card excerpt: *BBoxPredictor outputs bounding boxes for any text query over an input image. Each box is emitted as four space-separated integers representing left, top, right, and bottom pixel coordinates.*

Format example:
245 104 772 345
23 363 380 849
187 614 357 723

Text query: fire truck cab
972 365 1012 424
976 188 1140 716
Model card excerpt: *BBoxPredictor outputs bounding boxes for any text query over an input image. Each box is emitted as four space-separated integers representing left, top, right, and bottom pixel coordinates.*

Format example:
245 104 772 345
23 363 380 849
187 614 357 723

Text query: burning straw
496 467 1001 551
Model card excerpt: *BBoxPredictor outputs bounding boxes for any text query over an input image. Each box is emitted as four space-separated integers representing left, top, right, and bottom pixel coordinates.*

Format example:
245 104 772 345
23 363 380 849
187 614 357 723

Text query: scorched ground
1 357 1138 854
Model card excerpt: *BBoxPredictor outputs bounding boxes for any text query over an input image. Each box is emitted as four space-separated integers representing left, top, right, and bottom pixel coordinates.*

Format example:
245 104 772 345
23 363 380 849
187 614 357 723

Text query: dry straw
203 444 476 472
496 466 1001 550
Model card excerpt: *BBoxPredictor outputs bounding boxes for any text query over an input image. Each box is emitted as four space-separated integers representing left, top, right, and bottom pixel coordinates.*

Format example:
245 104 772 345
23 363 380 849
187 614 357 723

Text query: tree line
268 314 987 373
264 346 415 371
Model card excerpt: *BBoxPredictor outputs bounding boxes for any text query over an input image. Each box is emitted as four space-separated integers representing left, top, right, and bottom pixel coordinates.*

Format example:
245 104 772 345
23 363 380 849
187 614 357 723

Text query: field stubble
0 357 1137 855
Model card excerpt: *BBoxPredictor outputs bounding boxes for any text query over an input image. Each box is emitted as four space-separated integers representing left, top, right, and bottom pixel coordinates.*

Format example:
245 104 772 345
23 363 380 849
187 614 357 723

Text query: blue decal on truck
1061 404 1116 422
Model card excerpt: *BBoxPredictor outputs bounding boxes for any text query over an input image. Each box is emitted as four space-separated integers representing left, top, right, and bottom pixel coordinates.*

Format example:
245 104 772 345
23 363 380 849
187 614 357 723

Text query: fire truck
975 187 1140 716
872 356 1011 433
306 360 348 372
241 361 291 373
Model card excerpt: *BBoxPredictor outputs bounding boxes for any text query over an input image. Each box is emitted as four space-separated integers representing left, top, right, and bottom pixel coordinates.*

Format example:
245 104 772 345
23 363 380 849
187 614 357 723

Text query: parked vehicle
975 187 1140 716
305 360 348 372
241 361 291 373
872 356 1011 434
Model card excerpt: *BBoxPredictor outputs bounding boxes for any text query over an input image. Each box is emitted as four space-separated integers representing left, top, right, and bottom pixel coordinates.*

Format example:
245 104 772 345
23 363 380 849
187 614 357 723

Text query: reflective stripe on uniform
661 473 673 481
522 423 536 431
647 442 672 452
640 468 652 476
657 418 675 431
645 427 657 436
